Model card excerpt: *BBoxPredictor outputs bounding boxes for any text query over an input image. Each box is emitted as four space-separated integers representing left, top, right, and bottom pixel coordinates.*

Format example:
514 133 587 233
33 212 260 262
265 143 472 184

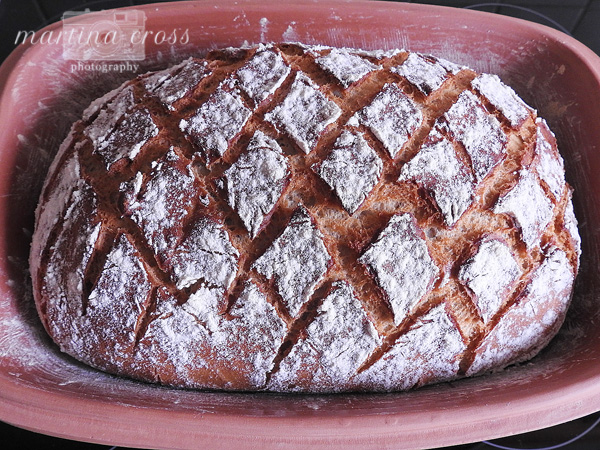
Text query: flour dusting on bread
30 43 580 392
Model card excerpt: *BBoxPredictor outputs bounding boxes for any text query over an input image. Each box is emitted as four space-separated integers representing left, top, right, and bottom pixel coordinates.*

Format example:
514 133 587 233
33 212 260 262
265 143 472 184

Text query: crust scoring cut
359 213 440 325
83 85 135 143
471 73 533 128
468 247 575 376
94 108 159 169
348 83 423 158
459 236 522 324
494 169 554 249
265 72 342 154
357 303 466 391
224 130 290 237
398 128 475 226
120 148 198 258
253 206 331 318
534 118 566 201
234 47 291 106
391 52 461 95
269 281 381 392
315 48 380 88
316 129 383 214
180 83 252 162
439 90 507 182
164 216 240 290
143 58 212 110
31 43 580 393
86 233 152 368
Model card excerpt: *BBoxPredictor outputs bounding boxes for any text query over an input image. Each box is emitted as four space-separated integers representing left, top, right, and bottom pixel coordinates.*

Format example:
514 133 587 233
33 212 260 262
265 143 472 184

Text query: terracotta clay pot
1 1 599 449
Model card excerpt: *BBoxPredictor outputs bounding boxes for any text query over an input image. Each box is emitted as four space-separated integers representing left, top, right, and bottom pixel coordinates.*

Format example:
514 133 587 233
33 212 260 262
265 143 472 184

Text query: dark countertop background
1 1 599 449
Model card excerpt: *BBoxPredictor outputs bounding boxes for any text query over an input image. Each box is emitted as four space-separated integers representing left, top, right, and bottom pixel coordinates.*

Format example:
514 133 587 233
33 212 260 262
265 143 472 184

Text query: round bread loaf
30 43 581 392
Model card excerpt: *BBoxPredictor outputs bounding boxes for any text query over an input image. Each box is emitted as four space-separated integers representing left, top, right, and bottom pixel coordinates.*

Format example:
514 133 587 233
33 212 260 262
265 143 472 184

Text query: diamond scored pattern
349 83 423 158
122 49 456 380
392 52 456 95
317 129 383 214
120 148 197 259
224 131 290 238
399 129 475 226
235 47 291 106
359 213 440 325
179 83 252 162
315 48 380 88
253 206 331 318
459 237 522 324
59 44 567 392
439 90 507 183
144 58 212 111
265 72 342 154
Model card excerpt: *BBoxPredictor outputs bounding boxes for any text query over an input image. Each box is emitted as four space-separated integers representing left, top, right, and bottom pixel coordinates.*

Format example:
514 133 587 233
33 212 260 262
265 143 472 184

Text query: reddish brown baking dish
1 1 599 449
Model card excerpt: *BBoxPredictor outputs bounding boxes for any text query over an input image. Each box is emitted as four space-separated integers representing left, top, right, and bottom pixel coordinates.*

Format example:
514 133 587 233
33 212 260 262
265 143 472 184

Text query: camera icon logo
62 9 146 61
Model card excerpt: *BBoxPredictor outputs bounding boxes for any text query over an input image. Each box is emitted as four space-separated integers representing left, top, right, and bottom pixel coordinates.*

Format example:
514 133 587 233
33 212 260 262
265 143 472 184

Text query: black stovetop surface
1 1 600 449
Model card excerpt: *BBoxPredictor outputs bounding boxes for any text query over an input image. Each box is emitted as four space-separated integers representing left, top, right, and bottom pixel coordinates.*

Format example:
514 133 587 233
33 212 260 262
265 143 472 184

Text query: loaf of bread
30 43 581 392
